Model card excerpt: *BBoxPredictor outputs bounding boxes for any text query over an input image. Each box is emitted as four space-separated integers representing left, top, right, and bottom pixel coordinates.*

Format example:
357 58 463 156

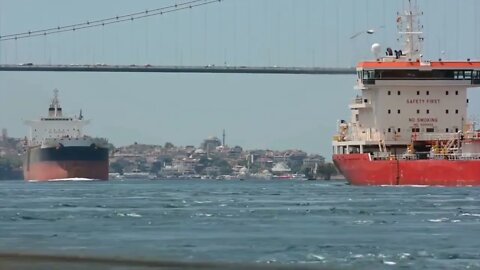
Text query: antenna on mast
49 89 63 117
397 0 424 61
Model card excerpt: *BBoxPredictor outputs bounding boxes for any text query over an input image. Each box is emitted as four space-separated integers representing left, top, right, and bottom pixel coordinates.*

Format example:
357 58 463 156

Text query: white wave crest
460 213 480 217
428 217 449 223
28 178 99 182
117 212 142 218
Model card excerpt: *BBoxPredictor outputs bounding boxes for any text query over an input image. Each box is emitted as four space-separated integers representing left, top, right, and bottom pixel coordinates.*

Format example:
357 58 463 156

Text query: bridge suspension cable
0 0 222 42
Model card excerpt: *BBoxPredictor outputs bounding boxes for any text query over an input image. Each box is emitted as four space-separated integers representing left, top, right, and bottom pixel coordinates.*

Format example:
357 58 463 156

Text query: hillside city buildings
1 128 334 180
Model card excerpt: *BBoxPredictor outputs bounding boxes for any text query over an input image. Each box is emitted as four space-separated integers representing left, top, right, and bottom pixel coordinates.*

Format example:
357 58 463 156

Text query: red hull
333 154 480 186
24 160 108 181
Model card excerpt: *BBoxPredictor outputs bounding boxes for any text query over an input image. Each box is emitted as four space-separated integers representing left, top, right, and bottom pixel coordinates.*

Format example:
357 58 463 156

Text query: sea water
0 179 479 269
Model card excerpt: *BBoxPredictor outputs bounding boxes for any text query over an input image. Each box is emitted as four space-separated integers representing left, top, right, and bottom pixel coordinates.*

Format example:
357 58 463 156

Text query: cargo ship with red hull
332 0 480 186
23 90 109 181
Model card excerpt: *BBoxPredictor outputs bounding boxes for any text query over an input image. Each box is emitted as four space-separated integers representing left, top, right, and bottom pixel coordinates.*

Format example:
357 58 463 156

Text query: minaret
222 129 226 147
1 128 7 142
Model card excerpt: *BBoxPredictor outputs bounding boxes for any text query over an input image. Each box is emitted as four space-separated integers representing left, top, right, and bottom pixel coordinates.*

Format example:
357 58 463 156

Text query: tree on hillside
0 157 22 180
110 161 124 174
316 163 338 180
303 167 315 180
110 158 133 174
164 142 175 149
212 158 232 175
160 156 173 166
150 161 163 174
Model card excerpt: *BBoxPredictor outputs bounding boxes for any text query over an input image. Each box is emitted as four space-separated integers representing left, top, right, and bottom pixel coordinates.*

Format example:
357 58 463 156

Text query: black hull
23 145 109 181
25 145 109 163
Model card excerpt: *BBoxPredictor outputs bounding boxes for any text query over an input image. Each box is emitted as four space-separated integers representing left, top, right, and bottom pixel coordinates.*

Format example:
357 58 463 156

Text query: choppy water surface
0 179 479 269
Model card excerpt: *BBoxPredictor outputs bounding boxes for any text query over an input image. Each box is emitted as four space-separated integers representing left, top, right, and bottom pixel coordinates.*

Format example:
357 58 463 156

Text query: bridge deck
0 64 356 75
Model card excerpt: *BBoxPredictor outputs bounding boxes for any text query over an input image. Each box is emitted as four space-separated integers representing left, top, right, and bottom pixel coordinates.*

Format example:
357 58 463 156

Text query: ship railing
452 153 480 160
372 152 391 160
400 154 418 160
415 133 459 141
42 136 109 144
91 137 109 144
430 153 457 160
43 136 79 140
430 153 480 160
415 131 480 141
372 152 480 161
353 97 363 104
349 97 372 109
352 134 384 142
372 153 416 160
349 127 383 141
464 131 480 140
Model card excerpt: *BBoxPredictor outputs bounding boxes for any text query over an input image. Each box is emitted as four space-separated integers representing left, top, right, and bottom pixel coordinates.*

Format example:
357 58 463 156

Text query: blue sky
0 0 479 157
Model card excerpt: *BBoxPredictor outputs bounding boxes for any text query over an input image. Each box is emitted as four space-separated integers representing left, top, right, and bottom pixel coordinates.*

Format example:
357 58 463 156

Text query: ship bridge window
426 128 435 133
464 71 472 80
373 69 476 80
412 128 420 132
454 71 463 79
473 71 480 79
363 70 375 79
446 109 449 114
362 70 376 84
417 91 420 95
455 109 459 114
426 91 430 95
446 91 449 95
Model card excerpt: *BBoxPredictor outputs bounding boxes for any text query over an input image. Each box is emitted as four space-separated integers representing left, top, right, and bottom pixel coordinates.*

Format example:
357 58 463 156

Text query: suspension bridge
0 64 355 74
0 0 478 74
0 0 371 75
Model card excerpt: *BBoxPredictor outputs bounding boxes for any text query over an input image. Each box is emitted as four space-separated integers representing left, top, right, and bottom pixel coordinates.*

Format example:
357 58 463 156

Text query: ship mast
48 88 63 117
397 0 424 61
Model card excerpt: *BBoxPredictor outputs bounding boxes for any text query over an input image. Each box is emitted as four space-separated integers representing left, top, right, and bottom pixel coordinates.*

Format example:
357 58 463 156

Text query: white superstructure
25 89 106 148
333 0 480 156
